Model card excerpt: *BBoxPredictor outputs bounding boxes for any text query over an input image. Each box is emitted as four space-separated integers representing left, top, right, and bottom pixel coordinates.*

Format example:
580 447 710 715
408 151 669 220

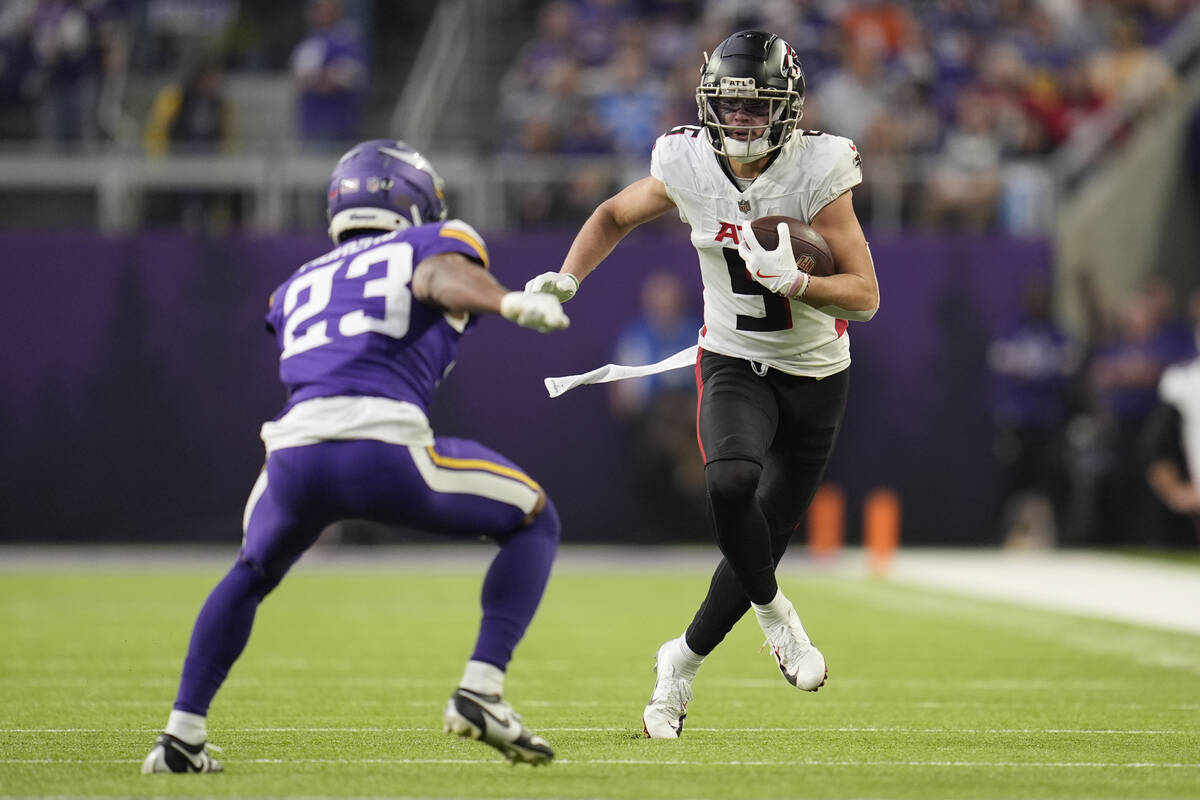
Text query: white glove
500 291 570 333
738 222 810 299
524 271 580 302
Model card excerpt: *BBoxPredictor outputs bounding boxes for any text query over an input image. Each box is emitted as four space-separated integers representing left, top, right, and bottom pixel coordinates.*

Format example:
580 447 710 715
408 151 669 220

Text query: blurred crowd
0 0 1191 233
987 272 1200 549
0 0 368 154
499 0 1189 229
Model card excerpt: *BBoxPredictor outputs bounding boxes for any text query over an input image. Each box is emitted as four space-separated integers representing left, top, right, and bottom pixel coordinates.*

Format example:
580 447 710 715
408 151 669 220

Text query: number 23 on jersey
278 242 415 359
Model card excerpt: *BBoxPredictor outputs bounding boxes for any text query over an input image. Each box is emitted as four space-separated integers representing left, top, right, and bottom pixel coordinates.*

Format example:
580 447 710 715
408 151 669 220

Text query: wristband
787 270 811 299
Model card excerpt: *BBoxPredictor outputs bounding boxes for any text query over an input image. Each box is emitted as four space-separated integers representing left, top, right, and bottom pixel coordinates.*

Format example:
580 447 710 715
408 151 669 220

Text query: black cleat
141 732 223 774
443 687 554 765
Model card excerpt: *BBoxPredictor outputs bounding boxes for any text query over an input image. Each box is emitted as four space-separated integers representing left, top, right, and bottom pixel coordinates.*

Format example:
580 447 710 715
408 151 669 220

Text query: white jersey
650 126 862 376
1159 357 1200 484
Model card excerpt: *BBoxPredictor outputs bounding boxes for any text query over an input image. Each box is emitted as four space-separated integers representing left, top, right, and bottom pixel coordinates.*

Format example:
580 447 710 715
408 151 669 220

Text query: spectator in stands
500 0 577 105
807 30 889 149
143 57 238 232
572 0 640 67
143 57 233 156
609 271 706 541
917 88 1003 231
28 0 110 150
1142 289 1200 546
591 44 664 157
132 0 238 74
1086 14 1176 112
290 0 366 150
987 278 1079 546
0 1 37 140
1086 286 1188 544
838 0 916 59
1022 62 1103 151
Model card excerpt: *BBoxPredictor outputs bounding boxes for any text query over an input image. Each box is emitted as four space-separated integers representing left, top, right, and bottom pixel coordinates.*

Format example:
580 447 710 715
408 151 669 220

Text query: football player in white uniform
527 30 879 737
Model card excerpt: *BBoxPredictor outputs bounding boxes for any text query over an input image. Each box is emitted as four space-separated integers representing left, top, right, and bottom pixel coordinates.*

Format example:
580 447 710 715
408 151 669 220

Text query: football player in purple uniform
142 140 568 772
527 31 879 737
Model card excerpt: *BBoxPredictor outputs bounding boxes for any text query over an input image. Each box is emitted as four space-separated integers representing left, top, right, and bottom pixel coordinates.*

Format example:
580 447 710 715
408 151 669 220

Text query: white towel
544 345 699 398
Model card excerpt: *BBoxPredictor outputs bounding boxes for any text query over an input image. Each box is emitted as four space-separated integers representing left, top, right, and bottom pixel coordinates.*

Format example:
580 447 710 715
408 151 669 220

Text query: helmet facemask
697 78 802 162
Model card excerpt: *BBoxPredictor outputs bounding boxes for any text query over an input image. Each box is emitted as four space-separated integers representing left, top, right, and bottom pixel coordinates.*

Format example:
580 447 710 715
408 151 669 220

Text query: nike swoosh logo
166 740 207 772
755 268 785 279
773 646 800 686
479 704 518 733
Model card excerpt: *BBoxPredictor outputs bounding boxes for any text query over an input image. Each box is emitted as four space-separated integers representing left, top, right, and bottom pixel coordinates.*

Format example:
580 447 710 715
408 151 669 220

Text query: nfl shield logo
738 199 751 213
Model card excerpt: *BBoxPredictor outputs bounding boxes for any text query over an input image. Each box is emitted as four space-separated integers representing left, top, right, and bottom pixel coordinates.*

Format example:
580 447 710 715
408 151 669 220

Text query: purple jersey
265 220 489 417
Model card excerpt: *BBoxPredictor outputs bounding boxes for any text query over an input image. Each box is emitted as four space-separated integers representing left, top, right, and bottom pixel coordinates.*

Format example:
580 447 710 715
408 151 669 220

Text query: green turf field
2 555 1198 799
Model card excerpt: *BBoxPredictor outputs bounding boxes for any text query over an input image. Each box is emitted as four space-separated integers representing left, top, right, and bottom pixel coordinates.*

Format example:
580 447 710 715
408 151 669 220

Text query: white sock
668 634 705 680
460 660 505 697
165 709 207 746
752 589 793 628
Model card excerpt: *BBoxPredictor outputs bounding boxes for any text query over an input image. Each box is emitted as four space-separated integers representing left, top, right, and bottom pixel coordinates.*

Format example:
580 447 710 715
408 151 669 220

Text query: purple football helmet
326 139 448 243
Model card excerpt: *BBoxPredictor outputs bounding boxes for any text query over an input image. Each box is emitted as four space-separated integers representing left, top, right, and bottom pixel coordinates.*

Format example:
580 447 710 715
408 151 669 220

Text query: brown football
749 215 835 277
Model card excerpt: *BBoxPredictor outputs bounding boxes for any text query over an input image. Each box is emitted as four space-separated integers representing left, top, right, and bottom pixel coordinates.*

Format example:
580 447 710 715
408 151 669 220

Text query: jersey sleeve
650 128 697 224
411 219 490 270
1160 364 1187 407
265 284 284 335
811 135 863 214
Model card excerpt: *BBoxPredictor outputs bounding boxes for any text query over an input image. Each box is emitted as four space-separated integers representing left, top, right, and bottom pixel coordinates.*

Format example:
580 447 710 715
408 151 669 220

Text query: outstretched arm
413 253 568 332
527 176 677 300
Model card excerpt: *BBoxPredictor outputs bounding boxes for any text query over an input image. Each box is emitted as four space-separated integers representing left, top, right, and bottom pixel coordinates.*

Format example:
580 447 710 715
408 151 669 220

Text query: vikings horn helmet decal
326 139 448 243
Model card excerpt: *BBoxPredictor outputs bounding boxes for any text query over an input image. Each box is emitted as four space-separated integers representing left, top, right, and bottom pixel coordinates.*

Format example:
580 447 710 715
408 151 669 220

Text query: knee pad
705 459 762 507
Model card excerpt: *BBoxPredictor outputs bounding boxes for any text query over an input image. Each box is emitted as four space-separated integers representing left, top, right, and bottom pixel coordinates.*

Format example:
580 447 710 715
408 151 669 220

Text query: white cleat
140 733 223 774
443 687 554 765
642 640 693 738
761 605 827 691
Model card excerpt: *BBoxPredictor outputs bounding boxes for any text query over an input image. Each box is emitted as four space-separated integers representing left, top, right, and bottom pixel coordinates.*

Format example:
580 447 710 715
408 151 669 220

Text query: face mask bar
696 85 800 162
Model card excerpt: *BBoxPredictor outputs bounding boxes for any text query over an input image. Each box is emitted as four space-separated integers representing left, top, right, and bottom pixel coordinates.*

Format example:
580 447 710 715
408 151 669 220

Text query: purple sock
470 499 560 670
173 558 273 715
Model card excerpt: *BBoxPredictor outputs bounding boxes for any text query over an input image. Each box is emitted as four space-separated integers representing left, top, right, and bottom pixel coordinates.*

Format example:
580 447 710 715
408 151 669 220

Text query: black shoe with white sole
443 687 554 765
141 732 223 774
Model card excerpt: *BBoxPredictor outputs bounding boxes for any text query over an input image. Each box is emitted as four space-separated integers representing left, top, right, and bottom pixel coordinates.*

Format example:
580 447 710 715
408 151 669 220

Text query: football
749 215 835 277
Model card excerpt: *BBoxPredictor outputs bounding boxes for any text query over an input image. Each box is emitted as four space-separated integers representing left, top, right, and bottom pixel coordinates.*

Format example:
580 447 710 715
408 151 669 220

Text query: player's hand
524 271 579 302
738 222 808 298
500 292 570 333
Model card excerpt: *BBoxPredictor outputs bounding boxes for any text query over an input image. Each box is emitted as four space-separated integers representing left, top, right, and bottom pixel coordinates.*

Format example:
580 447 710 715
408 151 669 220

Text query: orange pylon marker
807 483 845 558
864 488 901 576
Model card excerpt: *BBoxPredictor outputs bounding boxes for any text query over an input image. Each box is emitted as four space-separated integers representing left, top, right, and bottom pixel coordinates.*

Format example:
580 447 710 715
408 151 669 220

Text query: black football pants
685 350 849 655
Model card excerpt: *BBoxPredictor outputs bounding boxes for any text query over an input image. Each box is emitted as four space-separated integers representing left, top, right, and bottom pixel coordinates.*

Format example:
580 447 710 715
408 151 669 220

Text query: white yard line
1 757 1197 768
1 726 1195 735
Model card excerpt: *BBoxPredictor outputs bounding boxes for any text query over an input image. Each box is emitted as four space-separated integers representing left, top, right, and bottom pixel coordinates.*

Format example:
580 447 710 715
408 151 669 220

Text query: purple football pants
173 437 560 716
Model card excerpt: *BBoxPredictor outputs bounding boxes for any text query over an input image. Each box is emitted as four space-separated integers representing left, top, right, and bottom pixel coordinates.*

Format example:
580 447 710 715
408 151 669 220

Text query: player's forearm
801 272 879 321
416 255 506 315
1147 461 1200 514
560 203 630 284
